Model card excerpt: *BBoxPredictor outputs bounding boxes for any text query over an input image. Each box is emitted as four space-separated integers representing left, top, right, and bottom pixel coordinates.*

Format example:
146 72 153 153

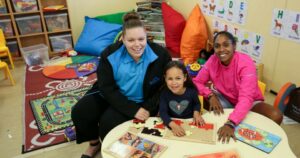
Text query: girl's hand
208 94 224 115
134 108 150 121
193 111 205 126
169 121 185 137
217 125 237 144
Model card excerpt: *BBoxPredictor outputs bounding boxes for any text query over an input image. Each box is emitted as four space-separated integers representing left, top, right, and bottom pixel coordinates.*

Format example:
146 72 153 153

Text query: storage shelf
19 32 45 38
0 13 10 17
1 0 73 61
13 11 40 16
6 36 17 39
47 29 71 35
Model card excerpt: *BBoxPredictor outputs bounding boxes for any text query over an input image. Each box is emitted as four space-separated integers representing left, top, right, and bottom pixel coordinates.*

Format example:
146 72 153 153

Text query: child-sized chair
0 29 15 69
0 60 15 86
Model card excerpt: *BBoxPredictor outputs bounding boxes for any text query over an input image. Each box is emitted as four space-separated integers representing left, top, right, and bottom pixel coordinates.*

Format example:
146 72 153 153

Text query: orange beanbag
180 4 208 64
162 2 186 55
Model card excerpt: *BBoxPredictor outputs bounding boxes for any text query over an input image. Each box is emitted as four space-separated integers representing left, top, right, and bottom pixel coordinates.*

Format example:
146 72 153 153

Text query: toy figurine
64 127 76 141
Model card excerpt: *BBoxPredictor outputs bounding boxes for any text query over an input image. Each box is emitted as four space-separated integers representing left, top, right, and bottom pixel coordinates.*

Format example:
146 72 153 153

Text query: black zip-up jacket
89 41 171 117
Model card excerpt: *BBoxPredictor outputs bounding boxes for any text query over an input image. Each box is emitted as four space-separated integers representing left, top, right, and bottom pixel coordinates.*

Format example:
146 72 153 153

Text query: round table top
101 109 296 158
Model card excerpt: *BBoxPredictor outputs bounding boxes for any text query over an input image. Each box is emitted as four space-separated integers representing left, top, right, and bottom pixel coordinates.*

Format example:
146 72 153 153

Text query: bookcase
0 0 73 59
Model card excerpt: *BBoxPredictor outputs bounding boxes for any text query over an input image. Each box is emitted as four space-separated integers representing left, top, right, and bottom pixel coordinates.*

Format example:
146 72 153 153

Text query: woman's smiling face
122 27 147 62
214 34 236 66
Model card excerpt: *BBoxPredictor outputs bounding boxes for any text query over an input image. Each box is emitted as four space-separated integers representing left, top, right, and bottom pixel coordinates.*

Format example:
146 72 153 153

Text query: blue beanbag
75 16 122 56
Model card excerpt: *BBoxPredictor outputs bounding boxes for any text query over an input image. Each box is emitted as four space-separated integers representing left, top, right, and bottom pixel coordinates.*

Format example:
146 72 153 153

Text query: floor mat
30 86 91 135
23 63 97 153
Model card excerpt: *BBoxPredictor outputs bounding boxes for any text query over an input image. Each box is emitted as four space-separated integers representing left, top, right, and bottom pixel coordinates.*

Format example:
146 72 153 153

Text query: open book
104 132 167 158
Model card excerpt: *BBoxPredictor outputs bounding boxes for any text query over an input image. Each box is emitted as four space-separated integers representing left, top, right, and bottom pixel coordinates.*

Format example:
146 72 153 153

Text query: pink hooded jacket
193 51 264 124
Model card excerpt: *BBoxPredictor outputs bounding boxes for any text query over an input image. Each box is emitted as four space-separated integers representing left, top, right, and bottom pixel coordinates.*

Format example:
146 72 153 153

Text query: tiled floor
0 60 299 158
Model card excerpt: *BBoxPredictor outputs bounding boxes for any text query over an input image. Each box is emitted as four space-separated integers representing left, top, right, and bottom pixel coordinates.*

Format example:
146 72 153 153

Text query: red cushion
162 2 186 55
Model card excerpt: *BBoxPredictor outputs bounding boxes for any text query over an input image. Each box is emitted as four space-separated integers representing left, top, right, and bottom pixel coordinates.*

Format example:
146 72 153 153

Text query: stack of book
136 0 166 47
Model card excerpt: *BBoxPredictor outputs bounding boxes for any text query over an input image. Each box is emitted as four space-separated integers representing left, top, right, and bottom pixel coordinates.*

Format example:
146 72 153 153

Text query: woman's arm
228 60 257 125
193 58 213 98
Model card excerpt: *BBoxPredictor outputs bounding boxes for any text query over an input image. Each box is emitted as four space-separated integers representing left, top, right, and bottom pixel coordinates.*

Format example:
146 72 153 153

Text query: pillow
161 2 186 55
180 4 208 64
75 16 122 56
95 11 128 24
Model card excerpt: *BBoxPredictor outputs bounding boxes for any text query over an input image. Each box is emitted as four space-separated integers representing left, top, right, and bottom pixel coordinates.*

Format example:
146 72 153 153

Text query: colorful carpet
23 61 97 153
30 86 91 135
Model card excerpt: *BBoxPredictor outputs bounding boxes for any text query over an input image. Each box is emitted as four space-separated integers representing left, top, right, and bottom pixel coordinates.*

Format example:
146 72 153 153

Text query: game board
42 55 99 79
104 132 167 158
184 149 240 158
30 86 91 135
234 122 281 153
129 118 216 144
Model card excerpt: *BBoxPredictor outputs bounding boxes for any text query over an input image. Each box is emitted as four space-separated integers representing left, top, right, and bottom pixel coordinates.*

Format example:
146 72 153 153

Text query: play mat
42 55 99 79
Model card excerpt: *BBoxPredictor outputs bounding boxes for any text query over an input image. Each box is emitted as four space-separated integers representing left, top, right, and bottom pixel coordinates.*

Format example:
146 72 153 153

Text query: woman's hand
134 108 150 121
169 121 185 137
208 94 224 115
217 125 236 143
193 111 205 126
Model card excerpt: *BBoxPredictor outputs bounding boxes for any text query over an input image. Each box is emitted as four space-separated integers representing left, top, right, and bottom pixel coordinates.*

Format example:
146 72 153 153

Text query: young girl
159 61 205 137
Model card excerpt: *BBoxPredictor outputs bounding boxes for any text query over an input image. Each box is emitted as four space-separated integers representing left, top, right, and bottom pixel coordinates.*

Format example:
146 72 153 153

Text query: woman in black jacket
71 11 171 158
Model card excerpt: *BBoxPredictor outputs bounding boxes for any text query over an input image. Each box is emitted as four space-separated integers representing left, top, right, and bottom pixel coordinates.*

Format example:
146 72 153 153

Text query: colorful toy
64 127 76 141
186 63 201 77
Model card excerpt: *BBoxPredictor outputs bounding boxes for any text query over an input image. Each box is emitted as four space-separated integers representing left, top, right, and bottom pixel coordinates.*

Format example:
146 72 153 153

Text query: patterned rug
30 86 91 135
23 61 97 153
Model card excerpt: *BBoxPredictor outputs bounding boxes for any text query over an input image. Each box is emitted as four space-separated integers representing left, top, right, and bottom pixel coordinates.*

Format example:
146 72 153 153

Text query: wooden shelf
6 36 17 39
19 32 46 38
1 0 73 60
0 13 10 17
13 11 40 16
47 29 71 35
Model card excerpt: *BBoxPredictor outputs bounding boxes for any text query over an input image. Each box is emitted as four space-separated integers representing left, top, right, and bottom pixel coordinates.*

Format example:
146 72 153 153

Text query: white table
101 109 296 158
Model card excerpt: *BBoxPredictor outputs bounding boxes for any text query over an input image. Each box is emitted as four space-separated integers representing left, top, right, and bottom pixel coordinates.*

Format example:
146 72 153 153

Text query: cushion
161 2 186 55
74 16 122 56
180 4 208 64
95 11 128 24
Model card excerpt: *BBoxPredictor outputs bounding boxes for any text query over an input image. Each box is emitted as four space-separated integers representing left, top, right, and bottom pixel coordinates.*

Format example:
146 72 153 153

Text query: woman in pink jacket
193 31 282 143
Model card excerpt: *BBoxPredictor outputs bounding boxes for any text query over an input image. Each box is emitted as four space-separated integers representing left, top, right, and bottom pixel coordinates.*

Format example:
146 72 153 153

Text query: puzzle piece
186 131 192 136
188 122 214 130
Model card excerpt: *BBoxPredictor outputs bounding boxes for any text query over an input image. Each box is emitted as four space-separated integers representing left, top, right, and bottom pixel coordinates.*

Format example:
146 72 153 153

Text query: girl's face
165 67 187 95
122 27 147 62
214 34 236 65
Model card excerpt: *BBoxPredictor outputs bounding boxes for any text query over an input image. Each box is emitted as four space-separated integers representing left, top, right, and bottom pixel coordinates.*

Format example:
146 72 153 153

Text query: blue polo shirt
108 44 157 103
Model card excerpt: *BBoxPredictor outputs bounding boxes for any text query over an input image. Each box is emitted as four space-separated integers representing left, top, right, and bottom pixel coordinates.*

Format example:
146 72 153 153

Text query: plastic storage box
0 0 7 14
49 34 73 53
0 19 14 37
20 44 49 66
7 40 20 57
44 13 69 32
12 0 38 13
15 15 42 35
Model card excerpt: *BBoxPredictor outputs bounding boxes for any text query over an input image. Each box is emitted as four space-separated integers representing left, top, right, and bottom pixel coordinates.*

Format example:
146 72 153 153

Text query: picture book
234 122 281 153
183 149 240 158
129 118 216 144
104 132 167 158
